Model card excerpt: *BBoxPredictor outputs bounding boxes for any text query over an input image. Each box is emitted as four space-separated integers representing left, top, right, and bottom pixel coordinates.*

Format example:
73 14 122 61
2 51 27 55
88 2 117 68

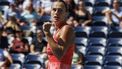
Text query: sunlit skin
43 1 75 61
51 2 67 29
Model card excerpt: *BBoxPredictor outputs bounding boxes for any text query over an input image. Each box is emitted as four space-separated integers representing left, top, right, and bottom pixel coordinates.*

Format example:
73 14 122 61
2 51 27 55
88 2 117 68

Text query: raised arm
43 22 75 60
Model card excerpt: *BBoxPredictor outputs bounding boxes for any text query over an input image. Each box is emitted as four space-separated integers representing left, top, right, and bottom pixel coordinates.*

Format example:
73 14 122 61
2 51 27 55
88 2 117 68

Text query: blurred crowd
0 0 122 68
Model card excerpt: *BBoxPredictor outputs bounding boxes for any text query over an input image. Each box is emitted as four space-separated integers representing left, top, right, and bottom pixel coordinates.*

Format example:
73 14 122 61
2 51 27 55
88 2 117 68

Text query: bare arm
2 51 13 67
5 54 13 64
43 23 75 60
82 12 92 26
30 44 35 53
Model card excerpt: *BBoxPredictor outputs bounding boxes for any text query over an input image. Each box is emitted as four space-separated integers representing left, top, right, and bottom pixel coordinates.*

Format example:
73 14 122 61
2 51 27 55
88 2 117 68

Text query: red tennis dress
46 30 75 69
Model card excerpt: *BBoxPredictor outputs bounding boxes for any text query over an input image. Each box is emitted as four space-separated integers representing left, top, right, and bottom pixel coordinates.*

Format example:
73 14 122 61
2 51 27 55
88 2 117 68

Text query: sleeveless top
46 30 75 65
75 11 89 23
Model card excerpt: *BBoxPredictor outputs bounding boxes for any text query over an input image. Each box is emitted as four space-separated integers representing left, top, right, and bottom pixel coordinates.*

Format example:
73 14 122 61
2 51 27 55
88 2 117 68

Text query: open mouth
53 16 59 21
54 16 59 19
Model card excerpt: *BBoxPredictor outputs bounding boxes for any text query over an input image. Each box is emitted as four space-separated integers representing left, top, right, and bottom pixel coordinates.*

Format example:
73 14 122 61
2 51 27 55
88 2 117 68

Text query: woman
30 29 47 53
43 0 75 69
4 14 21 32
74 0 92 27
0 29 9 50
0 48 13 68
105 0 122 27
21 1 39 27
9 31 30 55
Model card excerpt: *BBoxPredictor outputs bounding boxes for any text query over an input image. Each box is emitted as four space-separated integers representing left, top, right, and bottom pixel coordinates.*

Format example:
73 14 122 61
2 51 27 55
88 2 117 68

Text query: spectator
4 3 21 21
0 12 5 29
21 1 39 29
9 31 30 55
0 48 13 68
105 0 122 27
40 0 53 15
35 6 45 20
63 0 76 17
74 0 92 27
0 29 9 50
4 13 21 32
66 16 78 27
30 29 47 54
20 0 37 30
14 0 24 14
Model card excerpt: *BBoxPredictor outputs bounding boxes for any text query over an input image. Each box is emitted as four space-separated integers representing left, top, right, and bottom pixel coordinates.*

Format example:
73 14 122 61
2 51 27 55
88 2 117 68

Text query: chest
53 31 61 41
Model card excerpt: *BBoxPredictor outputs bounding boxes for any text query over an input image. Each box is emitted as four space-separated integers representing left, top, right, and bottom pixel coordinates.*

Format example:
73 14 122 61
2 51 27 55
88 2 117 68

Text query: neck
53 21 66 30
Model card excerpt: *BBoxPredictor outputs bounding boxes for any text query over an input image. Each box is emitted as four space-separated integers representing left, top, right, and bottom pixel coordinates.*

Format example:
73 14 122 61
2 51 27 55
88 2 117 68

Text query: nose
54 10 58 14
54 9 61 14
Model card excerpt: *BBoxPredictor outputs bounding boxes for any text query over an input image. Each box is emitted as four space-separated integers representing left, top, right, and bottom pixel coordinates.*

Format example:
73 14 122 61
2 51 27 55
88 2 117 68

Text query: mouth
54 16 59 19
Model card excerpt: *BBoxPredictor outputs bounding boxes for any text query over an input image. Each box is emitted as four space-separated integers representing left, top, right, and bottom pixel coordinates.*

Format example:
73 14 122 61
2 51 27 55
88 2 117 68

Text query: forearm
2 56 13 67
45 32 63 59
83 20 92 25
30 45 35 53
106 13 113 24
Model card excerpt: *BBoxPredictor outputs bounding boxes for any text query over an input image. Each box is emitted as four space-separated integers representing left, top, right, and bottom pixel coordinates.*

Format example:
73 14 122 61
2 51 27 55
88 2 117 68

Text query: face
51 1 67 24
2 31 8 36
26 2 33 11
37 30 43 39
113 1 119 9
78 1 85 9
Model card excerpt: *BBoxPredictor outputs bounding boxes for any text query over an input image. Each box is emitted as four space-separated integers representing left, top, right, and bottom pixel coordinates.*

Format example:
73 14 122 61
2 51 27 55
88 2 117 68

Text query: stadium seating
9 63 21 69
88 37 107 46
84 65 102 69
75 37 88 46
85 55 103 65
24 53 45 68
86 46 105 56
11 53 25 66
106 47 122 56
103 55 122 66
89 26 108 38
75 27 91 38
104 65 122 69
107 38 122 47
3 0 122 69
23 64 42 69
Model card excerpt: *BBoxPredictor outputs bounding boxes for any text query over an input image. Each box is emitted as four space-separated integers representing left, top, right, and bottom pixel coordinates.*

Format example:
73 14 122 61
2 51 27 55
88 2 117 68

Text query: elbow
9 58 13 64
55 50 64 60
89 19 92 22
57 54 63 60
10 60 13 64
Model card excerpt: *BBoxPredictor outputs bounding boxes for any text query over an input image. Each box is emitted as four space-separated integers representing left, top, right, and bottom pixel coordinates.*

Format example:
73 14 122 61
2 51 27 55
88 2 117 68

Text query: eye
52 8 57 11
52 8 63 13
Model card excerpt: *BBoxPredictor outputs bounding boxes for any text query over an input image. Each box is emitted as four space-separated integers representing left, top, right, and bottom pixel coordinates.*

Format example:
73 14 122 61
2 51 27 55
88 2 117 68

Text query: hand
103 8 111 14
43 22 52 34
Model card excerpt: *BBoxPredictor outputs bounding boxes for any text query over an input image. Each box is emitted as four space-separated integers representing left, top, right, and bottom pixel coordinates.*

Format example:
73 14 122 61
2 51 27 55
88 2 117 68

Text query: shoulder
61 25 75 36
62 25 74 31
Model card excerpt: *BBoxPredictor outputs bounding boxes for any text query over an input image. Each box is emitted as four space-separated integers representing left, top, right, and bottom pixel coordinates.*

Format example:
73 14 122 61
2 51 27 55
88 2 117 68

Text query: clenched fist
43 22 52 35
